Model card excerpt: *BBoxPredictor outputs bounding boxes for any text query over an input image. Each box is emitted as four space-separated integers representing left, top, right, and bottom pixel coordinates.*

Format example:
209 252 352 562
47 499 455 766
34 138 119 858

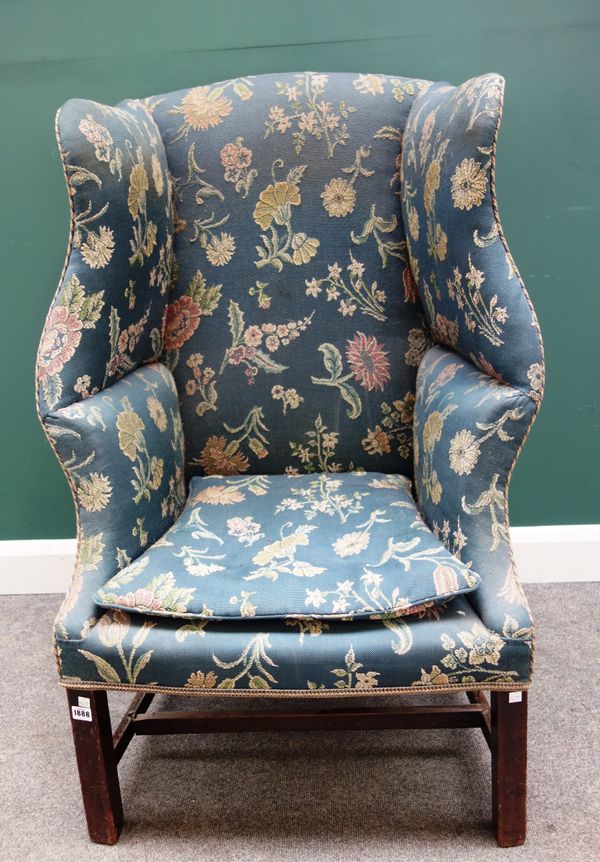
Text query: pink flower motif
345 332 391 392
435 363 460 388
119 590 164 611
433 564 459 596
228 346 246 365
220 143 239 168
38 306 83 379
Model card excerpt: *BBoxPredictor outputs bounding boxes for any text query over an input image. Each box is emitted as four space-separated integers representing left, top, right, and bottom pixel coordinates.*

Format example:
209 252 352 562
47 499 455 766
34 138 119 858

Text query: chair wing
402 74 544 648
36 99 185 641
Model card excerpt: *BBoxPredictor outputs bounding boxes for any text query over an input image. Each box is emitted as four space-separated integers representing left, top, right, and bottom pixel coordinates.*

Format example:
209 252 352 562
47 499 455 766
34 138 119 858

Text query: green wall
1 0 599 539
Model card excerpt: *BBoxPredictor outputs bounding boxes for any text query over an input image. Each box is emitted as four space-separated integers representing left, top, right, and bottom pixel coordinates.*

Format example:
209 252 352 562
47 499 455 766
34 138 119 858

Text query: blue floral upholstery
95 472 479 621
43 364 185 641
37 72 543 695
148 72 432 478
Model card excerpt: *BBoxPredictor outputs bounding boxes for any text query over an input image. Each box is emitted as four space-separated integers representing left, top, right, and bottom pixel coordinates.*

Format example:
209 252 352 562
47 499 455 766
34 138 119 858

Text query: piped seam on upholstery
489 79 544 683
56 677 530 697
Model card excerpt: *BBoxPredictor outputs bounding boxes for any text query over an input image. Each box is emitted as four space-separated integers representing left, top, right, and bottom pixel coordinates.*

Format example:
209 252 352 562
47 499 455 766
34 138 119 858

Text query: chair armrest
414 345 534 640
43 363 186 642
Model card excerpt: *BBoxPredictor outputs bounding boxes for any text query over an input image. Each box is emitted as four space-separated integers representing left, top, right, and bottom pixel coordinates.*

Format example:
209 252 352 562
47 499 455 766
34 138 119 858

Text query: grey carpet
0 583 598 862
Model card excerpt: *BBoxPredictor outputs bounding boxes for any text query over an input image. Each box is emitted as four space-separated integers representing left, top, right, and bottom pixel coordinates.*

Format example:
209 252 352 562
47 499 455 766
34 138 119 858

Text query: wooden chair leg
66 689 123 845
491 690 528 847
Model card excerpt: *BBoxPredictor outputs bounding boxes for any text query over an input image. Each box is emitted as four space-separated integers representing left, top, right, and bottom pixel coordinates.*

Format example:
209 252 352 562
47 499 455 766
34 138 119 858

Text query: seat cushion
95 472 479 621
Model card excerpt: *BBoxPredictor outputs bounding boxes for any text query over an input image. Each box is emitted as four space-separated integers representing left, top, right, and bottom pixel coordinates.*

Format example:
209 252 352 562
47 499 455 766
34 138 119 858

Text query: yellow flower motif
205 232 236 266
143 221 157 257
417 665 450 686
151 152 164 195
148 456 164 490
430 474 442 504
78 473 112 512
116 410 145 461
181 86 232 130
78 533 104 570
407 205 420 241
146 396 167 432
423 159 441 213
422 410 444 453
80 226 115 269
451 158 487 210
432 223 447 261
291 233 320 265
185 670 218 689
321 177 356 217
353 73 385 95
449 429 480 475
127 160 149 219
253 181 301 230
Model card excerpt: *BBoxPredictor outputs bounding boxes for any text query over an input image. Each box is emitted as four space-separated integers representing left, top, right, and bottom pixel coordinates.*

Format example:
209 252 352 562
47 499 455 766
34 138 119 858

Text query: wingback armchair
36 71 544 847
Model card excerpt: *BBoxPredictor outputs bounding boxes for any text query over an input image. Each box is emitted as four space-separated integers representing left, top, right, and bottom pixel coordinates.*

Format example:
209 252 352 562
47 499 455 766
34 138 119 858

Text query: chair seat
63 593 530 693
95 472 479 622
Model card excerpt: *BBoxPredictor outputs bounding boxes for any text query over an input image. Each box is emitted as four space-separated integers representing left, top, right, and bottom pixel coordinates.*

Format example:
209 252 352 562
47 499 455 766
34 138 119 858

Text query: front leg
67 689 123 845
491 690 528 847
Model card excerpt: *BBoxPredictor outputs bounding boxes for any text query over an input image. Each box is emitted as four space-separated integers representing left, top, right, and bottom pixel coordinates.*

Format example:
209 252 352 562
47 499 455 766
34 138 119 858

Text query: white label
508 691 523 703
71 704 92 722
78 696 91 708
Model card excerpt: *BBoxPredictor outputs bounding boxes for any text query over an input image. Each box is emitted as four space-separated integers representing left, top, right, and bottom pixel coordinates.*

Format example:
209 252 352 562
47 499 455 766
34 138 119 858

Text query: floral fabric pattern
37 99 173 416
149 72 431 477
95 472 480 621
400 74 544 397
45 364 185 641
37 71 543 694
413 346 536 639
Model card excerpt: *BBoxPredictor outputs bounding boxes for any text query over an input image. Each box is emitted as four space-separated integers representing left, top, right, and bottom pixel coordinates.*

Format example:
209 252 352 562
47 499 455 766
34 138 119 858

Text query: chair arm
413 345 535 641
43 363 186 642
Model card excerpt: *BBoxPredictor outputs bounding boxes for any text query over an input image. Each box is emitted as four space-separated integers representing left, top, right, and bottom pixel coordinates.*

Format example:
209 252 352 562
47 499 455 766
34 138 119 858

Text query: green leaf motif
252 350 288 374
80 291 105 328
188 270 222 315
338 381 362 419
78 649 121 684
318 343 343 380
249 675 270 690
42 374 63 411
132 650 154 683
227 300 245 345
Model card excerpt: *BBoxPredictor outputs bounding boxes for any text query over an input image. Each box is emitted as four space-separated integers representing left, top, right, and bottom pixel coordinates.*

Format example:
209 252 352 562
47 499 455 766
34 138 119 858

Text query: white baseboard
0 526 599 595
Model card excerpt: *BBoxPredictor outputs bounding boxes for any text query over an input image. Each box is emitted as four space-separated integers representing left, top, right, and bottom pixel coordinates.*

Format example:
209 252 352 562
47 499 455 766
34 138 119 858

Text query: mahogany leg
491 691 528 847
66 689 123 845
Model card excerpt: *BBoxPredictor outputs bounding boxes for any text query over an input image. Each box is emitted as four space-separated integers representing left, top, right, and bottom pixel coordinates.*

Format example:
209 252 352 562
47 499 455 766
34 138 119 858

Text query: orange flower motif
198 436 249 476
163 296 201 351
